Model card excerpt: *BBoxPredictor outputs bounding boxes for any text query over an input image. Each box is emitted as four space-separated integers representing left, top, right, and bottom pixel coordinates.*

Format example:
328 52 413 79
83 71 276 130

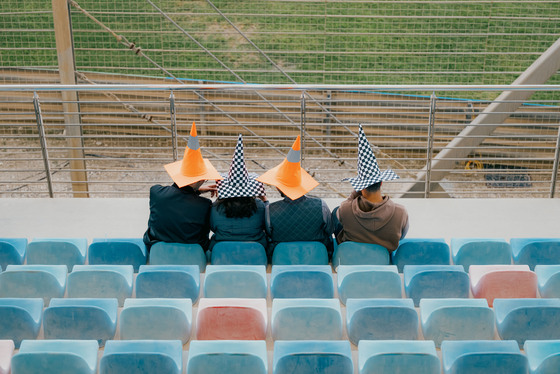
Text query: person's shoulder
388 198 408 213
149 184 168 196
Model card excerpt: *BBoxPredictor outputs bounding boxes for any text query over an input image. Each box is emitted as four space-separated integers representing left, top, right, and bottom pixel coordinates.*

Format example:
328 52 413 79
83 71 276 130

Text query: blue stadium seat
358 340 440 374
511 238 560 270
204 265 267 299
0 238 27 270
404 265 470 306
271 298 342 341
337 265 402 305
451 238 512 270
0 298 43 348
135 265 200 301
67 265 133 307
441 340 529 374
391 238 451 272
12 339 99 374
88 238 147 272
0 265 67 303
494 298 560 345
26 238 87 271
148 242 207 271
524 340 560 374
535 265 560 298
0 339 14 374
100 340 182 374
420 298 495 348
119 298 192 344
211 241 267 266
187 340 267 374
272 241 329 265
332 241 390 268
43 298 118 346
273 340 353 374
271 265 334 299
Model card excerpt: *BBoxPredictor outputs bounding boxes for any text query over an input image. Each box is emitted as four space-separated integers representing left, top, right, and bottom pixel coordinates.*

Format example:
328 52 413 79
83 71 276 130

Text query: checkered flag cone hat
217 134 265 199
344 124 399 191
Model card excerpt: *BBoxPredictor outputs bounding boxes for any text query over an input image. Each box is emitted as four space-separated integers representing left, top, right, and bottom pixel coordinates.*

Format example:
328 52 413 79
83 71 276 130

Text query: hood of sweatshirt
351 195 395 232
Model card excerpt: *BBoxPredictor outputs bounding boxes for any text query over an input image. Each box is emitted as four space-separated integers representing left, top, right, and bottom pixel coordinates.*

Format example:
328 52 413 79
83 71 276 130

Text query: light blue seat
271 265 334 299
204 265 267 298
332 241 390 268
535 265 560 298
149 242 207 271
26 238 87 271
188 340 267 374
441 340 529 374
273 340 353 374
135 265 200 301
0 298 43 348
337 265 402 305
359 340 440 374
524 340 560 374
100 340 182 374
271 298 342 340
119 298 192 344
346 298 418 345
0 265 67 303
272 241 329 265
211 241 267 266
88 238 147 272
392 238 451 272
0 238 27 270
511 238 560 270
67 265 133 307
43 298 118 346
404 265 470 306
420 298 495 348
12 339 99 374
494 298 560 345
451 238 512 270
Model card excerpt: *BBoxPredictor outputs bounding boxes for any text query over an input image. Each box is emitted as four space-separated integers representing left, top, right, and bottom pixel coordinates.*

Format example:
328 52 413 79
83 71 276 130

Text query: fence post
425 92 437 198
169 91 178 161
33 93 54 198
550 123 560 198
300 91 306 167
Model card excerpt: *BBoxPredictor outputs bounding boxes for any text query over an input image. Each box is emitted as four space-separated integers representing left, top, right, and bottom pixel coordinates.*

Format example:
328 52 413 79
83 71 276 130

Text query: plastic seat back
204 265 267 298
404 265 470 306
272 241 328 265
88 238 147 272
0 265 67 304
359 340 440 374
273 340 353 374
535 265 560 298
451 238 512 270
0 298 43 348
135 265 200 301
337 265 401 305
0 238 27 270
67 265 133 307
511 238 560 270
100 340 182 374
149 242 207 271
27 238 87 271
211 241 267 266
524 340 560 374
271 265 334 299
392 238 451 272
470 265 537 306
187 340 267 374
332 241 389 269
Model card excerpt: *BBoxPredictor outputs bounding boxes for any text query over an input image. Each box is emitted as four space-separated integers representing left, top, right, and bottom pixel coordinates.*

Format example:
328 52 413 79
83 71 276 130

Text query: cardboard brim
257 165 319 200
164 158 223 188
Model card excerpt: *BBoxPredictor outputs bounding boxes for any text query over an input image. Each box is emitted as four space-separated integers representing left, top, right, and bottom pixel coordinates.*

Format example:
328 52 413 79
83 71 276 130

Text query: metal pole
300 91 306 168
33 93 54 198
550 123 560 198
169 91 178 161
425 92 437 198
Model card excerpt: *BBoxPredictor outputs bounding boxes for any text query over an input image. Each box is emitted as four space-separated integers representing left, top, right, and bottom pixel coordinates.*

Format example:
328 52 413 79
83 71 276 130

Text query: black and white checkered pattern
217 134 266 199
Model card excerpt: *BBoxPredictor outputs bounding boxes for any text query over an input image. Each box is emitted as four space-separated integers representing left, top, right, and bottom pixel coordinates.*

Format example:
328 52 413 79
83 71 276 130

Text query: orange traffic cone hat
164 122 222 187
256 136 318 200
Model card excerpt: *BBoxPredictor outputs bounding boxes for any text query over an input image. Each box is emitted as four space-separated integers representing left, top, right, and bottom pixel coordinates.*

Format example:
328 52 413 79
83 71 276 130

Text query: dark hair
364 181 382 193
216 197 258 218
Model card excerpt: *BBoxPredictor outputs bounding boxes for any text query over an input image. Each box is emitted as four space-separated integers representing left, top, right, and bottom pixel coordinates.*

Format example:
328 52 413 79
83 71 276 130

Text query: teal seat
0 298 43 348
135 265 200 301
337 265 402 305
67 265 133 307
27 238 87 271
524 340 560 374
451 238 512 270
149 242 207 271
100 340 182 374
404 265 470 306
88 238 146 272
204 265 267 298
332 241 390 268
273 340 353 374
188 340 267 374
211 241 267 266
0 339 14 374
0 265 67 303
511 238 560 270
271 265 334 299
535 265 560 298
0 238 27 270
272 241 328 265
392 238 451 272
359 340 440 374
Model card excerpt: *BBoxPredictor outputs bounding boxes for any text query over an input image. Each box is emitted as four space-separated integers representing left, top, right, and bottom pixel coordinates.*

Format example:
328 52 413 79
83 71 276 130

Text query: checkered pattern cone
217 134 265 199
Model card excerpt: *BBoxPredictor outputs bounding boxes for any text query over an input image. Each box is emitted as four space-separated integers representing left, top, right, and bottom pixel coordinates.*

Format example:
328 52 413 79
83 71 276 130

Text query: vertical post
550 123 560 198
52 0 89 197
425 92 437 198
34 93 54 198
324 90 332 148
169 91 178 161
300 91 306 167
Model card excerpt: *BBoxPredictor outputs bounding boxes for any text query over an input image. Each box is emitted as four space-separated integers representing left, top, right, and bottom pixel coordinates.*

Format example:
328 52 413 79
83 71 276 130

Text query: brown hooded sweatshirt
336 191 408 252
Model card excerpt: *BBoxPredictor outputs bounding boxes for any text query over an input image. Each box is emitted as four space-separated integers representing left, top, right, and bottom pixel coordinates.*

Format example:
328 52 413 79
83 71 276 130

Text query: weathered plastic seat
119 298 192 344
88 238 147 272
441 340 529 374
67 265 133 307
273 340 353 374
451 238 512 270
43 298 118 346
148 242 207 271
0 265 67 303
404 265 469 306
196 298 267 340
346 298 418 345
0 340 14 374
494 298 560 345
337 265 402 305
211 241 267 266
12 339 99 374
100 340 182 374
391 238 451 272
204 265 267 298
535 265 560 298
271 265 334 299
272 241 329 265
26 238 87 271
135 265 200 301
0 298 43 348
271 298 343 341
0 238 27 270
524 339 560 374
359 340 440 374
470 265 537 306
187 340 267 374
511 238 560 270
420 298 495 348
332 241 390 269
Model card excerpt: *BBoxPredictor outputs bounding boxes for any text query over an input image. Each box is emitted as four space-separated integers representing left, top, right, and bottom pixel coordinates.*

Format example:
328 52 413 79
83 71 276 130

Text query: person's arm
401 215 410 239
